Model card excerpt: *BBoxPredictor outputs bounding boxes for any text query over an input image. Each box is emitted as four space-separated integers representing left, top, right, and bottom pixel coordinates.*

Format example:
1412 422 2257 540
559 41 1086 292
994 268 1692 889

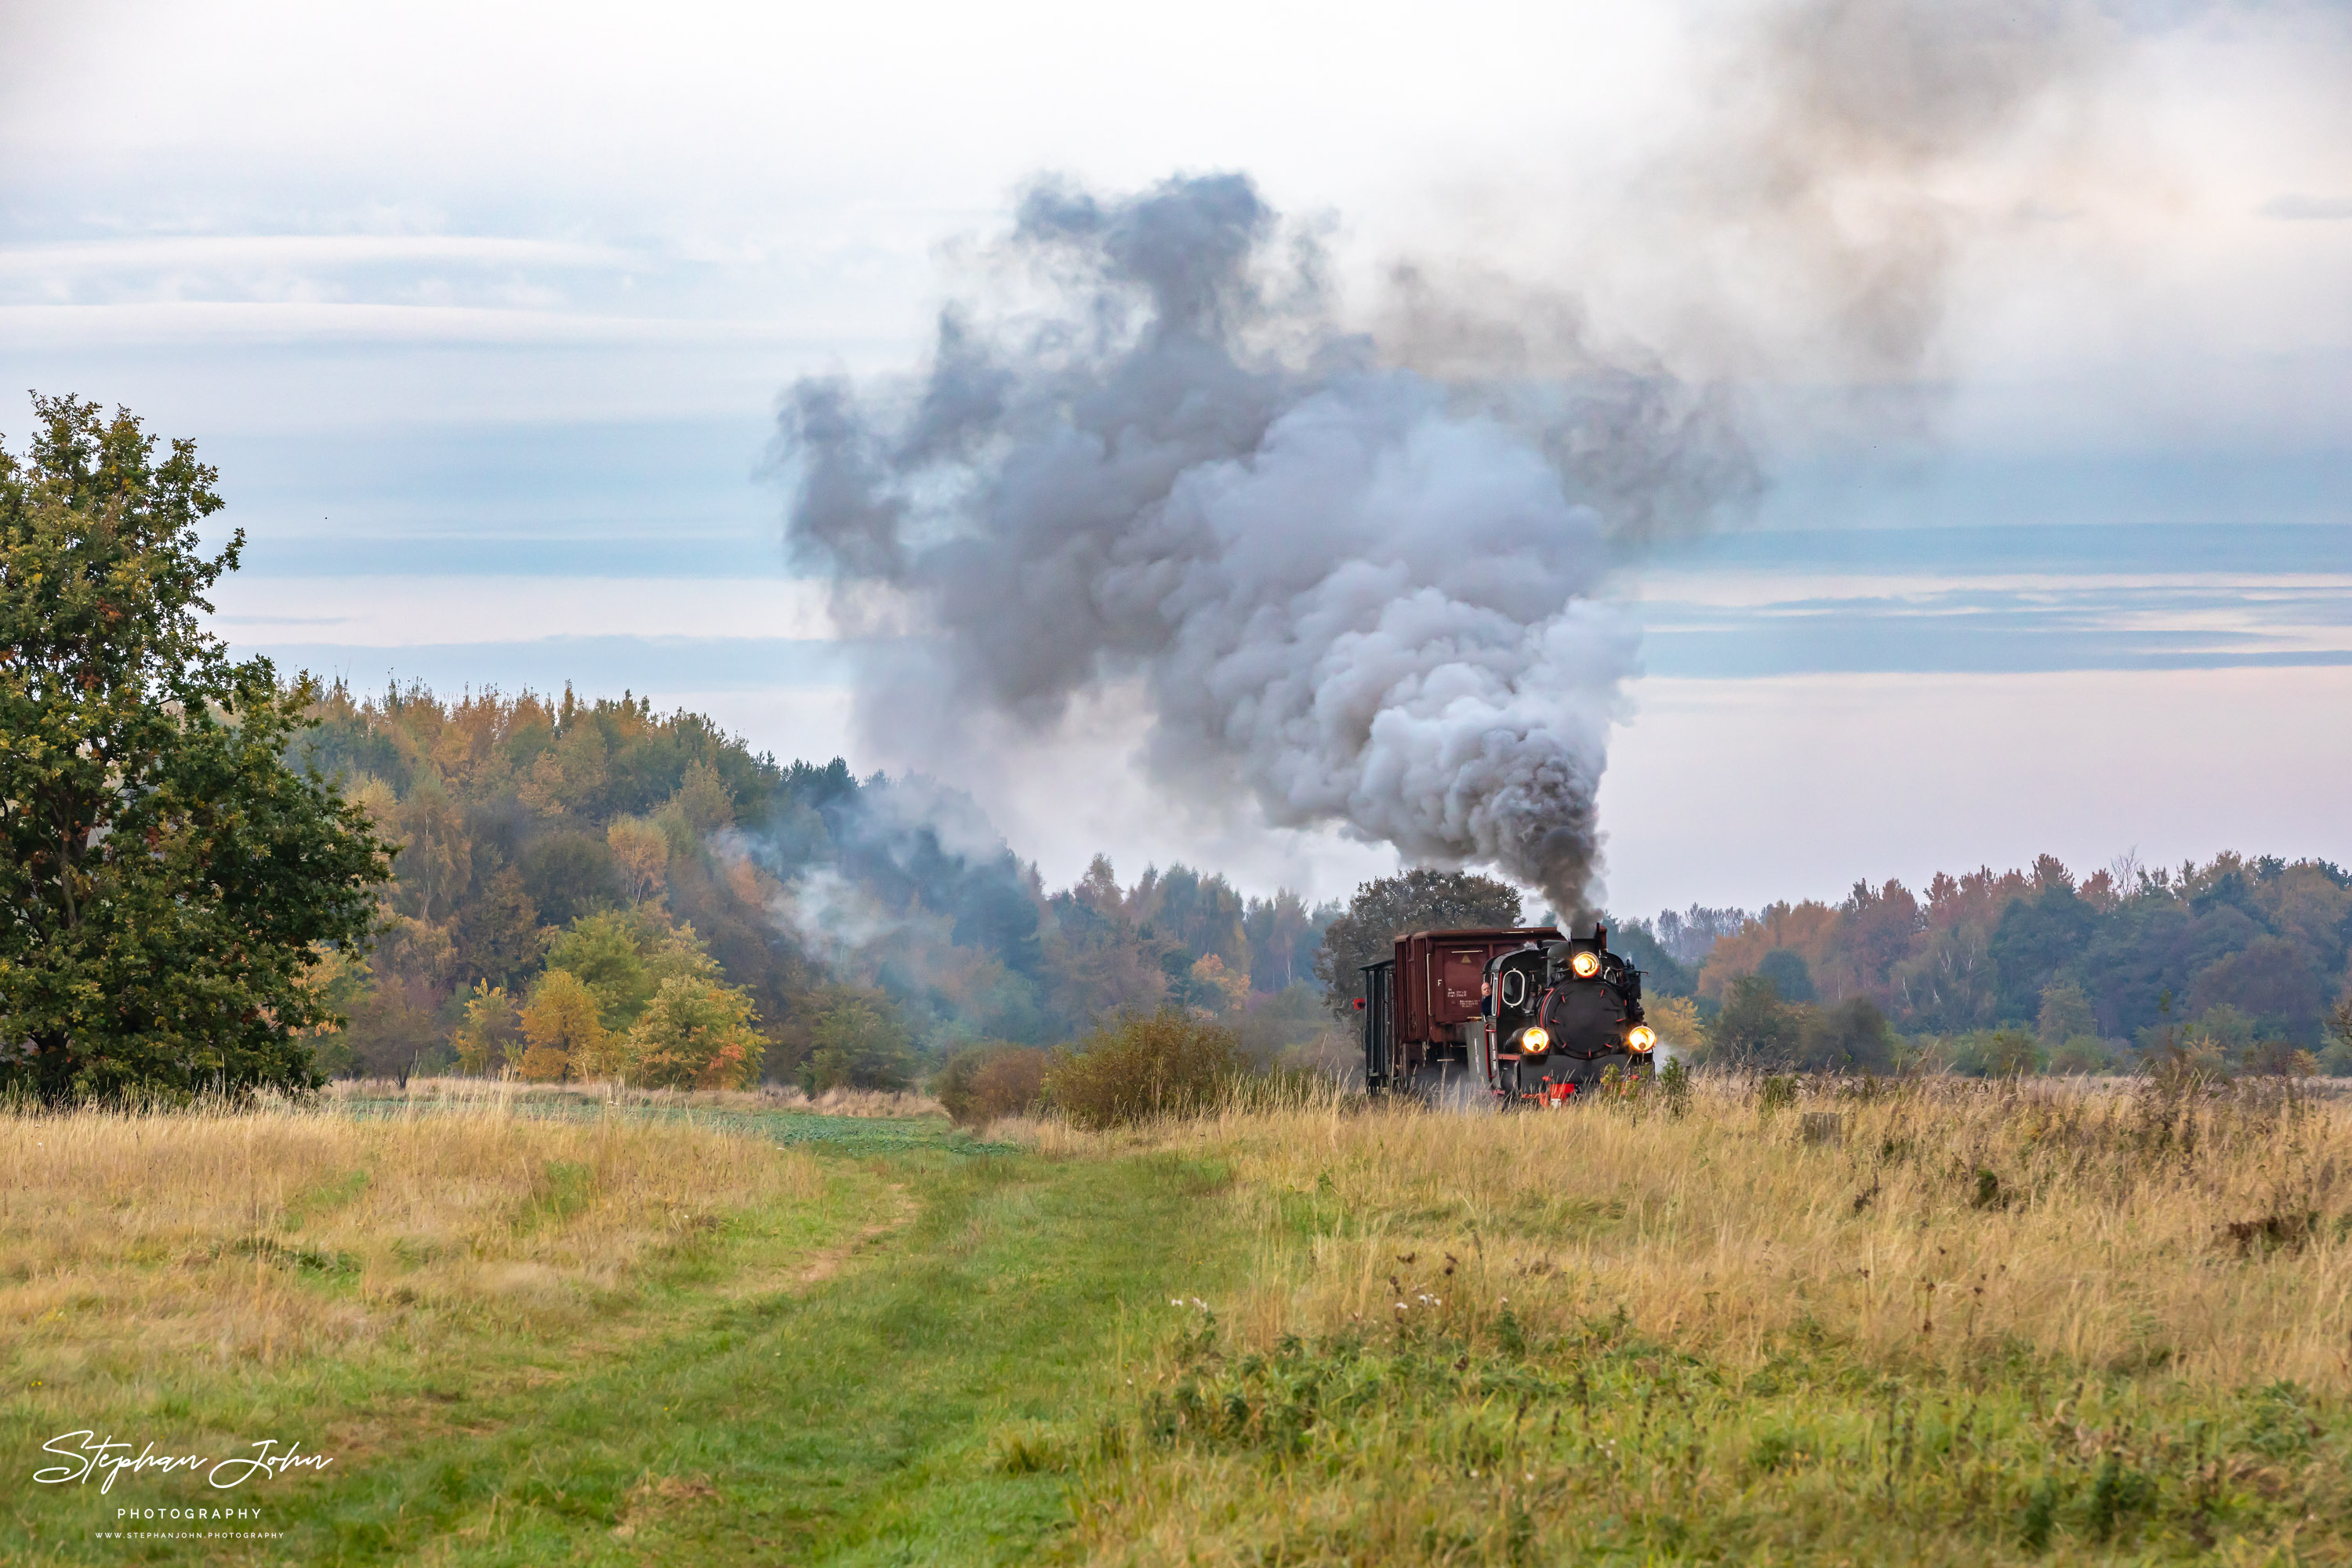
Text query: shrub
1658 1054 1693 1117
937 1044 1051 1125
1044 1009 1247 1130
1797 996 1897 1073
2049 1033 2116 1076
1950 1028 2045 1077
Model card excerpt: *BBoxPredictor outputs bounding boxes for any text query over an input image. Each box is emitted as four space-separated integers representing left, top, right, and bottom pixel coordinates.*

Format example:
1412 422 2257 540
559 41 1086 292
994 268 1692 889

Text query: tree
1796 996 1897 1073
390 773 470 924
1602 916 1696 996
607 815 669 903
1989 878 2098 1023
803 988 913 1091
628 975 763 1088
2035 980 2098 1047
1178 953 1250 1014
1645 994 1707 1061
1710 975 1803 1068
1755 949 1817 1003
1044 901 1168 1028
452 981 521 1075
2321 993 2352 1075
341 975 445 1080
1244 889 1321 992
545 910 655 1030
1313 869 1523 1018
668 758 735 834
453 863 546 986
0 396 394 1100
2187 937 2326 1044
517 967 608 1080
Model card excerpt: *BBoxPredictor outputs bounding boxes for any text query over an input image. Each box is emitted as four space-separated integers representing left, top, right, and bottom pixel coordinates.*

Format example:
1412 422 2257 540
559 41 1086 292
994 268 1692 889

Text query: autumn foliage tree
1313 869 1524 1018
0 396 393 1099
517 968 608 1080
628 975 763 1088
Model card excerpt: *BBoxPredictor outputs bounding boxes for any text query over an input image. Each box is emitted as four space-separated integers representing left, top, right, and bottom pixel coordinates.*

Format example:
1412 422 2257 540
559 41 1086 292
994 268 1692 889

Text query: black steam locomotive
1360 925 1656 1104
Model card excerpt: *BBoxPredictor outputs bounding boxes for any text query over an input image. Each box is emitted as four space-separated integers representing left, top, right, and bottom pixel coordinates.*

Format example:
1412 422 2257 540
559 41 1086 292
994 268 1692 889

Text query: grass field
4 1074 2349 1563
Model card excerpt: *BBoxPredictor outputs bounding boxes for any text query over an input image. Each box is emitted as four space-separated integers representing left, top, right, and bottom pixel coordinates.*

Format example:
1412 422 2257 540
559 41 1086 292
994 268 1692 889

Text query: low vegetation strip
329 1080 1015 1157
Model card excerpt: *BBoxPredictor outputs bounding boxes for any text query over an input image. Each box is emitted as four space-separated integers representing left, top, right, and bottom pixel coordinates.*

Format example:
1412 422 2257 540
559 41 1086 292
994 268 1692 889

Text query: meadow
4 1073 2348 1563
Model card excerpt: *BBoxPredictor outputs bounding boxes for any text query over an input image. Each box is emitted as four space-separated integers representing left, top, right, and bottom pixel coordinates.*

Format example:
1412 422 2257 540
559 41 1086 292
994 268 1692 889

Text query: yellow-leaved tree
517 968 608 1081
1646 994 1708 1063
607 815 670 904
1187 953 1250 1014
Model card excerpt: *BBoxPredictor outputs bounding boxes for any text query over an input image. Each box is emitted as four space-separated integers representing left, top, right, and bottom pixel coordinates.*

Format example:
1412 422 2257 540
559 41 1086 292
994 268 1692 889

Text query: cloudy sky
5 0 2349 919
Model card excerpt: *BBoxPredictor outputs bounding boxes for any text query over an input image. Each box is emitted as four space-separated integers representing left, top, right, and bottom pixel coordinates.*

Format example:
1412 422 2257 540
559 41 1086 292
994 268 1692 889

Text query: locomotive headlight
1627 1025 1657 1052
1519 1027 1551 1055
1570 950 1602 978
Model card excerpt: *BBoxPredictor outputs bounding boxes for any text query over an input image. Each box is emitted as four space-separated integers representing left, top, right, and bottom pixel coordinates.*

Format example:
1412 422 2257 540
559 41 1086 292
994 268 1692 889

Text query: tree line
289 676 1349 1091
8 397 2346 1100
1612 853 2352 1077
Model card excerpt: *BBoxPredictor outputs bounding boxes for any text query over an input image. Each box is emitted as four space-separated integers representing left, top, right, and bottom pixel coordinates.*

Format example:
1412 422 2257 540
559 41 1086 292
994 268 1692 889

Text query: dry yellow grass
1 1091 824 1388
1099 1074 2352 1392
1041 1074 2352 1563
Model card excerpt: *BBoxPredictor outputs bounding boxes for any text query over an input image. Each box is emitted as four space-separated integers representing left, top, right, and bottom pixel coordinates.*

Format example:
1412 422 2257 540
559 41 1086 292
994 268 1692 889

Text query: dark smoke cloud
778 173 1751 918
777 2 2183 918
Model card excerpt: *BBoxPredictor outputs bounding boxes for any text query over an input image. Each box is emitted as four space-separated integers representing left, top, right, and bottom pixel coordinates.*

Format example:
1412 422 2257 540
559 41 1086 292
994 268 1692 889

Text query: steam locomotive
1359 926 1655 1104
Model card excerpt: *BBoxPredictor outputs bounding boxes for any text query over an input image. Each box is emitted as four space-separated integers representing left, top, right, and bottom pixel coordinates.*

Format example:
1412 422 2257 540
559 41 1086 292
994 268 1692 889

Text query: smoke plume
779 173 1759 917
778 2 2152 916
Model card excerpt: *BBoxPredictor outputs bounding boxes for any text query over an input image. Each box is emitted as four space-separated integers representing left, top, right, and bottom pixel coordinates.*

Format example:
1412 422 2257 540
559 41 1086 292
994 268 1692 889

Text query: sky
4 0 2349 920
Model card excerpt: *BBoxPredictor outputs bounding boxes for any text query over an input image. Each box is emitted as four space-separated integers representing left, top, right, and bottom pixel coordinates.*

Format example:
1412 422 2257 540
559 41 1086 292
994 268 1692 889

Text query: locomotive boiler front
1484 926 1654 1103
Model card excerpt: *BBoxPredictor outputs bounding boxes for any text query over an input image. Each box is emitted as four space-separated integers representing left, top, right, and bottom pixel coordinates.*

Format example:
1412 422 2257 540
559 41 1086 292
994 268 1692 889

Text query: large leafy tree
0 395 394 1100
1312 869 1523 1017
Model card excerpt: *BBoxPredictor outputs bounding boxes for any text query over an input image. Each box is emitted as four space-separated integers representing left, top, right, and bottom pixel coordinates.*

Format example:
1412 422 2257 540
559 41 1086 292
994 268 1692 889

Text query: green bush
1044 1010 1247 1130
